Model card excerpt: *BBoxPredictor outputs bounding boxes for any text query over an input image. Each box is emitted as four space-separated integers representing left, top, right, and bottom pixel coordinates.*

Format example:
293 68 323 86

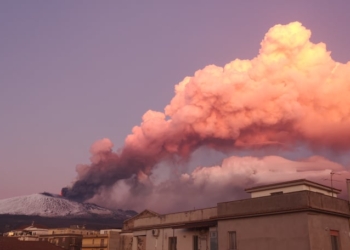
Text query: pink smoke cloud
89 138 114 164
125 22 350 154
182 155 346 189
90 155 350 213
64 21 350 210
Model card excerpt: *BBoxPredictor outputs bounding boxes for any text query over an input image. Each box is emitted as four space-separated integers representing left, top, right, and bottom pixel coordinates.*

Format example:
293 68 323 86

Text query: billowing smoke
88 155 350 212
62 22 350 209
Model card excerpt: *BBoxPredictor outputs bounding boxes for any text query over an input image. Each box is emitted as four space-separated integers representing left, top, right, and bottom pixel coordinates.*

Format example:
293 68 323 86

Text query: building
38 225 99 250
3 223 101 249
4 223 49 238
122 208 217 250
245 179 341 198
82 229 121 250
121 179 350 250
0 236 63 250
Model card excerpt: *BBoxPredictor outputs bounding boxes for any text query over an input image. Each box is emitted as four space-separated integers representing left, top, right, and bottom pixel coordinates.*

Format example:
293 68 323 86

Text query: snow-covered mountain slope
0 193 135 218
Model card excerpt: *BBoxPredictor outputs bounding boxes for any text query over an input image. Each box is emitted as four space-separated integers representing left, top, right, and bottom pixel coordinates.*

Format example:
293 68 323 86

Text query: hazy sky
1 1 350 200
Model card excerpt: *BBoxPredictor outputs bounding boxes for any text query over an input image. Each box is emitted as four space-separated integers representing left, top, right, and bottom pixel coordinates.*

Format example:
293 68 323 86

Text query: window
228 231 237 250
270 191 283 196
101 238 105 247
330 230 340 250
210 231 218 250
169 237 177 250
193 235 198 250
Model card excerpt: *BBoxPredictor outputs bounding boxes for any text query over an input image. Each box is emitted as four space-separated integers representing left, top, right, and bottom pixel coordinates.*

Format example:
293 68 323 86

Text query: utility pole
325 171 341 197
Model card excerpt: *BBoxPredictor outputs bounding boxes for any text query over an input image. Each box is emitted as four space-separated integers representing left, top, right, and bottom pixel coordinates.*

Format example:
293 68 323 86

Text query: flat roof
245 179 341 194
172 220 217 229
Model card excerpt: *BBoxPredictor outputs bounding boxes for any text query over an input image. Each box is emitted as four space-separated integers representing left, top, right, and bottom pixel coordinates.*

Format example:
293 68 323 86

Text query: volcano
0 193 136 218
0 193 137 234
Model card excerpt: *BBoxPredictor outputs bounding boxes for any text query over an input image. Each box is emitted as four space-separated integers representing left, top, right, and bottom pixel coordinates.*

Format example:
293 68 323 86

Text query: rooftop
245 179 341 194
0 236 63 250
218 190 349 218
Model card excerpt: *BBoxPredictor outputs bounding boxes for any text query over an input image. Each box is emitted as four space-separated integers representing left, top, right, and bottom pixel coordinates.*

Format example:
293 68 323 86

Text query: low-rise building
122 208 217 250
82 229 121 250
121 179 350 250
38 225 99 250
4 223 48 237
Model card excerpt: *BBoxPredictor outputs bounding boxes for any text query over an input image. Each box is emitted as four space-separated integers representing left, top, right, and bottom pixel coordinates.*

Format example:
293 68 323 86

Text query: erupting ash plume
62 22 350 207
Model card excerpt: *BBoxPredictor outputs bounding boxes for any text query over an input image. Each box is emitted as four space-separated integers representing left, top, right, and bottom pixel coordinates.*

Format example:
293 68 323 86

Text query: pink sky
1 2 350 212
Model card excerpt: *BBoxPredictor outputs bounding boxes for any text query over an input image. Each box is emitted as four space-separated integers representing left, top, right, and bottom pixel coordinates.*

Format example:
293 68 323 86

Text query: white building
245 179 341 198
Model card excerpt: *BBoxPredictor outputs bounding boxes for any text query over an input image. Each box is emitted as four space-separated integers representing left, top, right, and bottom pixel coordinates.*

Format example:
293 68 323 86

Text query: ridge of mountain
0 193 136 218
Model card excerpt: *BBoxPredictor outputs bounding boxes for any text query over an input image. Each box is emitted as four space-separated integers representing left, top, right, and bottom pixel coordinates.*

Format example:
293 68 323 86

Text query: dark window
193 235 198 250
169 237 177 250
101 238 105 247
330 230 340 250
210 231 218 250
270 191 283 195
228 231 237 250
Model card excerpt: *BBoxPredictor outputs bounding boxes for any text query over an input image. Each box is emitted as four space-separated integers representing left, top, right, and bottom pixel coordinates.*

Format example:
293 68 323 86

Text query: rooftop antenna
324 171 341 197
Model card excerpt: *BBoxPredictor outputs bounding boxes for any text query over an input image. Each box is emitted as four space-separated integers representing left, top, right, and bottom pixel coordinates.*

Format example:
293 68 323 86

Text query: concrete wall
82 231 120 250
251 184 335 198
40 234 82 250
218 191 349 218
18 236 39 241
308 213 350 250
308 192 349 214
218 212 310 250
108 231 120 250
120 234 133 250
82 237 107 250
134 207 217 229
217 192 350 250
130 227 211 250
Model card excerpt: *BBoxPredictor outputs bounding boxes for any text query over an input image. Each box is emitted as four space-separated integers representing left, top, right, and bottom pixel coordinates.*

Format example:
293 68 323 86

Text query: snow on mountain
0 193 133 218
